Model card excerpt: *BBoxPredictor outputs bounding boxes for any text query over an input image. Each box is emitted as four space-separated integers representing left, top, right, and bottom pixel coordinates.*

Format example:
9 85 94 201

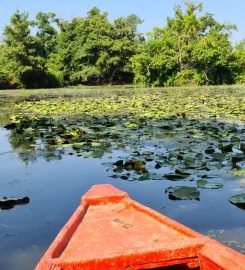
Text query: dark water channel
0 113 245 269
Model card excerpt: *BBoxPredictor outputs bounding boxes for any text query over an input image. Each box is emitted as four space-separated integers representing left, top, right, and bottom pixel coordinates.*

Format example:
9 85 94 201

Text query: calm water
0 124 245 270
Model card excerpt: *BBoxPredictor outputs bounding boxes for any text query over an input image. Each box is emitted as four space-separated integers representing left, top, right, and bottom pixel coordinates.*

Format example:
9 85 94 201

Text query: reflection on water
206 227 245 253
0 127 113 270
0 114 245 269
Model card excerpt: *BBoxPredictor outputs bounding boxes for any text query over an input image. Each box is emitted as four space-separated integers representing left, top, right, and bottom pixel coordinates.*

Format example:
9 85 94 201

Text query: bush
0 72 17 89
235 72 245 84
165 69 208 86
20 69 60 89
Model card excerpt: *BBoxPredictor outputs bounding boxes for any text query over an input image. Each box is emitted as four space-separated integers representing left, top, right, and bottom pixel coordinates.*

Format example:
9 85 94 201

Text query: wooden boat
35 184 245 270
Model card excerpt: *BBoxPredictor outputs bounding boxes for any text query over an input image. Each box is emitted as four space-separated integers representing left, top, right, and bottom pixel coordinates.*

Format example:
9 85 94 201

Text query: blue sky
0 0 244 43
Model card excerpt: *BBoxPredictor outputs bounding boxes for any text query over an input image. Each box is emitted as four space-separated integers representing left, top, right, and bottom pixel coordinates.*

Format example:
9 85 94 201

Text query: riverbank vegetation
0 2 244 89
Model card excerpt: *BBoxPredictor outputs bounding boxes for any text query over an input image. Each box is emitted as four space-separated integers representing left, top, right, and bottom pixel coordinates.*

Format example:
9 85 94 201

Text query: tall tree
1 10 34 87
0 44 13 88
166 2 204 71
71 7 113 84
233 39 245 83
131 27 178 86
48 8 111 85
35 12 58 60
0 3 243 88
34 12 61 86
50 8 142 85
1 10 59 88
192 23 236 84
131 2 237 86
106 15 143 83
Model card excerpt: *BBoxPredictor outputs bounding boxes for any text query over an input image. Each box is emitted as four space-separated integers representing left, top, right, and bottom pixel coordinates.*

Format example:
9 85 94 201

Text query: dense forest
0 2 244 89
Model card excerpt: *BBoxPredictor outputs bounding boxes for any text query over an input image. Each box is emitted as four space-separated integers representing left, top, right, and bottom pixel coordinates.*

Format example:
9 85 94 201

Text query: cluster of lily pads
4 89 245 208
14 90 245 120
109 117 245 202
5 112 245 208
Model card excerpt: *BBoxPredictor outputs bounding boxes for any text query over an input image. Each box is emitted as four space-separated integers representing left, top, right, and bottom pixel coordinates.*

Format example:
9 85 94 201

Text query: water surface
0 125 244 270
0 88 245 270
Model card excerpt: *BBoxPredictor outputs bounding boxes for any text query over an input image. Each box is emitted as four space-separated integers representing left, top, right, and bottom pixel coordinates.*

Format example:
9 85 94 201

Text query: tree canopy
0 2 244 89
131 2 240 86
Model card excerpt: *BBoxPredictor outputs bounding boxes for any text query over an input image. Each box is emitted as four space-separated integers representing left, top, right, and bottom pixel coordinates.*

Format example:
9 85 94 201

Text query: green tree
166 2 204 71
0 3 243 88
105 15 143 83
1 10 59 88
70 7 113 84
51 8 142 85
0 44 13 88
34 12 61 86
233 39 245 83
132 2 237 86
131 28 178 86
48 8 110 85
35 12 58 59
192 24 236 84
1 10 34 87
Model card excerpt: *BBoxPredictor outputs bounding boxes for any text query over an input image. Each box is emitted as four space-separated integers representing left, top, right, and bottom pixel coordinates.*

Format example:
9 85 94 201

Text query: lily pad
231 168 245 176
205 147 215 154
211 153 226 161
183 156 206 169
134 160 147 171
90 142 101 147
229 194 245 209
72 142 86 150
114 160 124 167
240 144 245 152
138 174 151 181
0 197 30 210
230 136 240 143
4 123 17 130
197 179 223 189
175 169 191 176
126 122 138 129
119 159 148 173
165 186 200 200
195 153 204 160
218 144 233 153
155 161 162 169
231 153 245 165
163 173 189 180
120 175 129 180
